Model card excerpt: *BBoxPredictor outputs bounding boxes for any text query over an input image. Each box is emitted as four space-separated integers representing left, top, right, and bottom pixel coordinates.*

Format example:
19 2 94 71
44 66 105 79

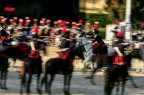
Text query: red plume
116 20 120 25
62 28 67 33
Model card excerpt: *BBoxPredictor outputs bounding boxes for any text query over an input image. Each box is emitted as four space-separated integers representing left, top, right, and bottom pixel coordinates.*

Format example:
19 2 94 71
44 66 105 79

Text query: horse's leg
0 71 3 89
121 80 126 95
0 71 1 88
104 72 114 95
104 83 114 95
26 74 32 95
37 73 41 94
43 46 47 55
20 66 26 95
1 70 5 89
3 70 8 90
83 54 93 68
82 55 93 73
63 75 72 95
128 74 138 88
85 61 99 85
115 81 120 95
40 73 47 93
86 55 103 84
47 74 55 95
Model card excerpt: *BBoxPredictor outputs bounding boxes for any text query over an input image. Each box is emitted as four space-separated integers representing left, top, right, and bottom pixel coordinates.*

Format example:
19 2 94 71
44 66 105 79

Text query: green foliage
105 0 125 23
131 0 144 28
80 13 109 28
79 13 107 38
104 0 144 29
99 28 106 39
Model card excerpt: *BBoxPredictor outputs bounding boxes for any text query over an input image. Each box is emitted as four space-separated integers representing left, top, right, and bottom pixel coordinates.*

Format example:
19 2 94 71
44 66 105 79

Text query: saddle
92 44 108 55
57 48 70 59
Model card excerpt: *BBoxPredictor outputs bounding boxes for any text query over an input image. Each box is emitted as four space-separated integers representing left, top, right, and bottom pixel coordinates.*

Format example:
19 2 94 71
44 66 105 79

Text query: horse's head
76 37 93 53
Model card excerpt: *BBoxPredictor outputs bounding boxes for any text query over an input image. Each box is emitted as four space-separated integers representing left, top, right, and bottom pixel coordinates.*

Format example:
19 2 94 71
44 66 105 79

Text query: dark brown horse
0 42 30 90
77 37 138 87
104 65 126 95
20 50 43 95
40 48 84 95
104 64 133 95
104 51 138 95
0 53 9 89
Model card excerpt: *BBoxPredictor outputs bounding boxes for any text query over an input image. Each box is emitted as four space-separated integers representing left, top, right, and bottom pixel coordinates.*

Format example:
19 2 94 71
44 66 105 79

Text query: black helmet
93 28 99 34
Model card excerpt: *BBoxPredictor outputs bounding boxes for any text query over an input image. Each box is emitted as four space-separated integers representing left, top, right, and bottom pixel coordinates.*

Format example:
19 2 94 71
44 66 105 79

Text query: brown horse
77 37 138 87
0 42 30 90
40 48 84 95
104 51 138 95
20 50 43 95
104 65 127 95
0 53 9 89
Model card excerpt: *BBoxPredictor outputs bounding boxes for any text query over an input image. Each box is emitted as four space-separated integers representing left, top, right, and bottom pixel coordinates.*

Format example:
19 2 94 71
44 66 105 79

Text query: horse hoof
4 87 8 90
90 80 96 85
133 85 138 88
64 91 70 95
85 76 92 79
38 90 41 95
27 90 31 93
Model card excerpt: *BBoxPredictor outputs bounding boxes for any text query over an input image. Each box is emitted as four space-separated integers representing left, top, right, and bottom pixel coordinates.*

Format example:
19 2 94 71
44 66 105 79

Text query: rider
113 32 129 80
92 25 107 55
86 24 107 78
31 35 47 55
0 22 13 51
58 28 74 71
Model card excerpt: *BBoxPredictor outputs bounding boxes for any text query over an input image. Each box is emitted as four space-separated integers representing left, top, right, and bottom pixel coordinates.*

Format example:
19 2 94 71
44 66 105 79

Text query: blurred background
0 0 80 22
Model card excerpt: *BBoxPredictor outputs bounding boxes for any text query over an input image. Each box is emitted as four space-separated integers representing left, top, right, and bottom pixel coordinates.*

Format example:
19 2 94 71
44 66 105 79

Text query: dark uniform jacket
0 28 11 43
60 39 72 49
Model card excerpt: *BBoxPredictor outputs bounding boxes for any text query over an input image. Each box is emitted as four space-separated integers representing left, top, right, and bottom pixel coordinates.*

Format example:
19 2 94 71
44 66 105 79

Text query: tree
105 0 126 23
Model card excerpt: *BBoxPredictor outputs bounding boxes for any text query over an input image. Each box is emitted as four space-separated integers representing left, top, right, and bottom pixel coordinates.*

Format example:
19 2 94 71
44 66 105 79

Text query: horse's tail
104 66 118 95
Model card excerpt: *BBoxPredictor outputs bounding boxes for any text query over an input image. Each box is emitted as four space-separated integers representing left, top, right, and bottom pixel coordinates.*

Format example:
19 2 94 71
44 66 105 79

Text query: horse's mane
2 43 30 58
78 37 93 54
1 46 20 57
16 42 30 53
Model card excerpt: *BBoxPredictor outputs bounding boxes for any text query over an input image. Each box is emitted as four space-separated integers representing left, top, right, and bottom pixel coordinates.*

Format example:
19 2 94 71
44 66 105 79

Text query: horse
20 50 43 95
104 65 128 95
103 60 138 95
76 37 108 84
76 37 95 69
40 47 85 95
77 37 138 87
0 42 30 89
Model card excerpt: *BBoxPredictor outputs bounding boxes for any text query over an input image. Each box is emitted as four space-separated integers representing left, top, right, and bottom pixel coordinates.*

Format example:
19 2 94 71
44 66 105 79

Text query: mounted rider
0 22 13 51
112 32 129 80
58 27 75 69
92 22 107 55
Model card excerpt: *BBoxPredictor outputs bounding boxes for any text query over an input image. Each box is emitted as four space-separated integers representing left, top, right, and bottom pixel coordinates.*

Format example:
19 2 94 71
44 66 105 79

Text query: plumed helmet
116 20 120 25
79 19 83 23
116 32 123 38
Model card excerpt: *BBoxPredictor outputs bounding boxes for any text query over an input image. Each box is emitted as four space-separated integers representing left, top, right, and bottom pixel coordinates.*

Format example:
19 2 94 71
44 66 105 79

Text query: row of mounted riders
0 36 141 95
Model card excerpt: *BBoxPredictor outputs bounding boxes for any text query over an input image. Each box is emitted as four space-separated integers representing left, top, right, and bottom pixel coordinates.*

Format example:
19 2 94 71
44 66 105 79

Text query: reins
78 38 93 53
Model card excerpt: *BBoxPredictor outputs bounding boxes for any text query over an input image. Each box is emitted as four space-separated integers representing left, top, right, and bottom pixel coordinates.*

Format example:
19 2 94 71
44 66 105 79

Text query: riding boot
0 42 3 51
